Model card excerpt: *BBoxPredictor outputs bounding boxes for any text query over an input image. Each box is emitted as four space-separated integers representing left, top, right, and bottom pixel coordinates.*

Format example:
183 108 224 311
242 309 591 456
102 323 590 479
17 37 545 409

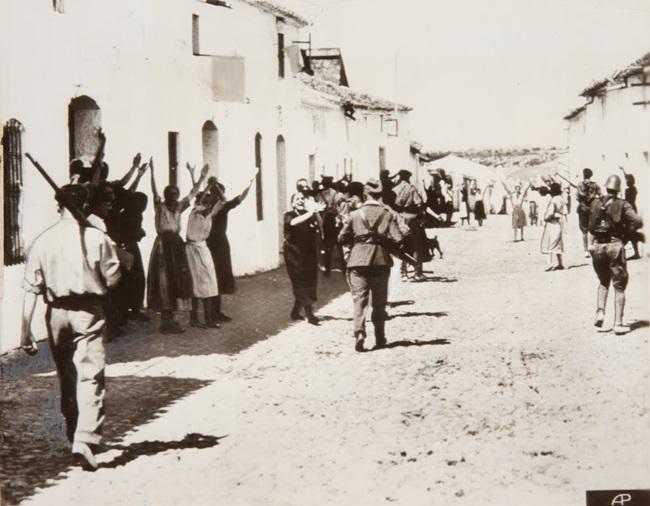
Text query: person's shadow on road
387 311 448 320
98 433 224 470
373 338 450 351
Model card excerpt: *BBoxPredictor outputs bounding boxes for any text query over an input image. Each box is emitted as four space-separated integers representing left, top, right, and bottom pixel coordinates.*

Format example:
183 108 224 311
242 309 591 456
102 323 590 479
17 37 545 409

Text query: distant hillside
424 147 568 182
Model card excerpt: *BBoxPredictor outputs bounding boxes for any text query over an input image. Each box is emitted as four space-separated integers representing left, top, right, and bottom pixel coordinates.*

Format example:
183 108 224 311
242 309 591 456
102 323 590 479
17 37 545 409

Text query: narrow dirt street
3 215 649 506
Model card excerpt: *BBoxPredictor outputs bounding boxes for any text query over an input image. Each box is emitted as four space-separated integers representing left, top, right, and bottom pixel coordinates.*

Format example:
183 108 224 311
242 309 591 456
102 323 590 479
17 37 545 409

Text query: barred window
2 119 26 265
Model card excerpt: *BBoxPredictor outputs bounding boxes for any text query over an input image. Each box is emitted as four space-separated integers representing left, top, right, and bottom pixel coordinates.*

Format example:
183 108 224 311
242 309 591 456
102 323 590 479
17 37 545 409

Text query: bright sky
283 0 650 150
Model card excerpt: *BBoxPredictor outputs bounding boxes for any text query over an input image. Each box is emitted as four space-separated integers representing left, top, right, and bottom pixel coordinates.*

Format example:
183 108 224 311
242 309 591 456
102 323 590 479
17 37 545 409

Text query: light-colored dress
540 195 566 254
511 191 527 229
186 208 219 299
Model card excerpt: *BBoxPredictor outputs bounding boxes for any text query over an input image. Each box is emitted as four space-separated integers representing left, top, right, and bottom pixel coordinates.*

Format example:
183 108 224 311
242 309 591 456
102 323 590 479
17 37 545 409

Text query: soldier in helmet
588 174 643 335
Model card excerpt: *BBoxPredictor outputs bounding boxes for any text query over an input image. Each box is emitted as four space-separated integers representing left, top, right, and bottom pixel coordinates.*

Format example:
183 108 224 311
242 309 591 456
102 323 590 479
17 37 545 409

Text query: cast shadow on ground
566 263 589 270
98 433 224 469
630 320 649 331
387 300 415 308
387 311 448 320
0 375 210 505
412 276 458 283
375 338 450 351
318 315 354 322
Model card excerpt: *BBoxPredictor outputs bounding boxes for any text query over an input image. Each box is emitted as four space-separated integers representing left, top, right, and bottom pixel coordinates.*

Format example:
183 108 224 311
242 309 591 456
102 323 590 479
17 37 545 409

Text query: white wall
567 73 649 243
0 0 414 353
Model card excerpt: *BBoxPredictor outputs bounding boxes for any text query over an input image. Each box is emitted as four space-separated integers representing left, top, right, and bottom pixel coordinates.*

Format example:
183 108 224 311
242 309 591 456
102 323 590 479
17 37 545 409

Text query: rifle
555 172 578 189
25 153 134 270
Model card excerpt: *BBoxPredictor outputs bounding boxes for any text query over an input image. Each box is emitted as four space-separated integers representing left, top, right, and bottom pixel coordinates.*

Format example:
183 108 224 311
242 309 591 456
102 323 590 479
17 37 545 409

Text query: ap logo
586 489 650 506
611 494 632 506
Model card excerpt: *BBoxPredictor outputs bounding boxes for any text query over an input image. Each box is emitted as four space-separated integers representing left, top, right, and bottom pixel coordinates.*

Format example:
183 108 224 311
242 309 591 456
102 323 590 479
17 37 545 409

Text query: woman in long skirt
186 186 225 328
501 181 530 241
205 175 255 322
472 180 487 226
540 182 567 271
284 192 323 325
147 160 208 333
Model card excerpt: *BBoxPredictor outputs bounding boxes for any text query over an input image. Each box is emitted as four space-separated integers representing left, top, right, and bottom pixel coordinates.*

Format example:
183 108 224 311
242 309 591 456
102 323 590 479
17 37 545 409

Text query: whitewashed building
564 52 649 233
0 0 415 353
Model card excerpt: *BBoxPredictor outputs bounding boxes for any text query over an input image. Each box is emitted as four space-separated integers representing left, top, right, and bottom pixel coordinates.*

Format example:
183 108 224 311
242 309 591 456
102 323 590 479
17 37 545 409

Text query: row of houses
0 0 419 353
564 51 649 230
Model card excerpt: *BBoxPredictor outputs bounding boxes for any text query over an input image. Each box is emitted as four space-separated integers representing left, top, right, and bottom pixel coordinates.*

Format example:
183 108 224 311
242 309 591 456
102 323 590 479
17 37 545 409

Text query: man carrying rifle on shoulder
20 159 122 470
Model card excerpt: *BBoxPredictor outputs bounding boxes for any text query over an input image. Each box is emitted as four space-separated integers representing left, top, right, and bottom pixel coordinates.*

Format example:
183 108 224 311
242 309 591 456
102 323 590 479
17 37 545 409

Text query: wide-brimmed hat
364 178 383 195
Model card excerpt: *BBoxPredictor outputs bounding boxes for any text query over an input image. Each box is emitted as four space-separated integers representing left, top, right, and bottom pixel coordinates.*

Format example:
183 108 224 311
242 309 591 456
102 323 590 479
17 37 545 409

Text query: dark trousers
347 266 390 339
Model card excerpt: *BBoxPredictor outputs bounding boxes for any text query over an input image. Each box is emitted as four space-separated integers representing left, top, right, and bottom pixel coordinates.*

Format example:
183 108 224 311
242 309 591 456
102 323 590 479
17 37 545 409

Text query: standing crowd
18 136 644 471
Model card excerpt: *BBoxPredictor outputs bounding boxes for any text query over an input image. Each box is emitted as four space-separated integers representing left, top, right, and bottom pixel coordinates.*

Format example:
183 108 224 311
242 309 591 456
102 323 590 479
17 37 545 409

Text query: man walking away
588 175 643 335
20 184 121 469
338 178 404 352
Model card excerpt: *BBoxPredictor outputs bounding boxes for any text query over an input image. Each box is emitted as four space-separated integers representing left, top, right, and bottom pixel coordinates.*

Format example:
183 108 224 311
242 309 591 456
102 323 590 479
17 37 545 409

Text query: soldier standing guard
588 175 643 335
577 168 602 257
20 184 121 469
338 178 404 352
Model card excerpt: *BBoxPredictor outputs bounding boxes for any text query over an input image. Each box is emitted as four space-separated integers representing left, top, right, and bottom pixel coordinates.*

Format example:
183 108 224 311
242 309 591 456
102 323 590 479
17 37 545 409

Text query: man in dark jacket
338 178 404 352
392 169 428 281
588 174 643 335
577 168 601 257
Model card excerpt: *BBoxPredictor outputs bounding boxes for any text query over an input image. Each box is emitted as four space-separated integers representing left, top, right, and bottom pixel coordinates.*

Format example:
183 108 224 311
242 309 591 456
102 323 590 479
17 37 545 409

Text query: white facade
565 60 650 232
0 0 414 353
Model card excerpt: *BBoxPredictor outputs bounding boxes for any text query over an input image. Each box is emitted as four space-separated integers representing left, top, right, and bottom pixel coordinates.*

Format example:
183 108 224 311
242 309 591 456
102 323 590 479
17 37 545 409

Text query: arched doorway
68 95 102 166
276 135 287 251
202 121 219 177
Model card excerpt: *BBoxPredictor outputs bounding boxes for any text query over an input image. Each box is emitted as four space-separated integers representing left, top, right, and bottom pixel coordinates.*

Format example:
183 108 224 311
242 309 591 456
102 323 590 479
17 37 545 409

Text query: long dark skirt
147 232 193 311
284 245 318 305
116 241 145 311
208 235 236 294
474 200 487 221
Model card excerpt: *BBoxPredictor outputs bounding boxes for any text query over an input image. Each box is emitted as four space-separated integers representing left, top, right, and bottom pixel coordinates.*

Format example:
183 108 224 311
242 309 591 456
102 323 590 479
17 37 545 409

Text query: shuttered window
2 119 25 265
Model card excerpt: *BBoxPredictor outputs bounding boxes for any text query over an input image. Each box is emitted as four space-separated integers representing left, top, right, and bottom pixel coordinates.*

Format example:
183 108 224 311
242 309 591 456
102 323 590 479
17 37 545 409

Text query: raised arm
186 163 198 187
185 163 210 202
90 128 107 185
150 157 160 202
501 180 511 195
128 160 149 192
236 168 258 204
118 153 142 187
522 183 531 198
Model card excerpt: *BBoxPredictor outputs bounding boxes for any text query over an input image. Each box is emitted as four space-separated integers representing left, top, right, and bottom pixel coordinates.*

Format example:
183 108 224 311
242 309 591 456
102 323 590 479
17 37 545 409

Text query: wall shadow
0 375 210 505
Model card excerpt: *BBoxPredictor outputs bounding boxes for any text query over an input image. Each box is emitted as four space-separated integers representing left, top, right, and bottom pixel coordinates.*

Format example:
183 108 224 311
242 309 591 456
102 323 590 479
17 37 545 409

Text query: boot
355 331 366 352
304 304 320 326
290 301 304 321
190 299 206 329
204 299 220 329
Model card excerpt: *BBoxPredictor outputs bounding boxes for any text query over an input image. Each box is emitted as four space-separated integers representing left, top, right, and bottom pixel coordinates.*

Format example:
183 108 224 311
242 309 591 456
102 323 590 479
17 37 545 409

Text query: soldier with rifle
588 174 643 335
338 178 407 352
576 168 602 258
20 156 122 469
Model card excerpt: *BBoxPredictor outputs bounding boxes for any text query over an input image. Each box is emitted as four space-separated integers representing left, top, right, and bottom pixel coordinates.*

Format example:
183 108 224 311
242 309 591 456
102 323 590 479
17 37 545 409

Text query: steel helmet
605 174 621 192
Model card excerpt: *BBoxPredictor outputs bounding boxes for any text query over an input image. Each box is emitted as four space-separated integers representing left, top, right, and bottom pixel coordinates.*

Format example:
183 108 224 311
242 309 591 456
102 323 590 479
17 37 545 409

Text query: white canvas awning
425 154 499 183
